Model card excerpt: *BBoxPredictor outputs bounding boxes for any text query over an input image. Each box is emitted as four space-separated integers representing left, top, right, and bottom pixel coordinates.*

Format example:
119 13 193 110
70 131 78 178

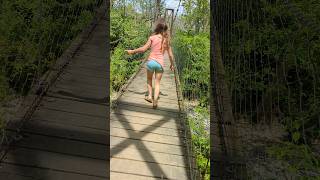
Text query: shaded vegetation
214 0 320 177
0 0 102 139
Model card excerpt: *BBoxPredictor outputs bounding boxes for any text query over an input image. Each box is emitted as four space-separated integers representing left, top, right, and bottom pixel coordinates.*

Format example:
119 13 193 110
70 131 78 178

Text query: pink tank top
148 35 164 68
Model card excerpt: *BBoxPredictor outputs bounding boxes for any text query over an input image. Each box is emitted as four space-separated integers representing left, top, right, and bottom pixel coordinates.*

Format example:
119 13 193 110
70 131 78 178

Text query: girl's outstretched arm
125 37 151 55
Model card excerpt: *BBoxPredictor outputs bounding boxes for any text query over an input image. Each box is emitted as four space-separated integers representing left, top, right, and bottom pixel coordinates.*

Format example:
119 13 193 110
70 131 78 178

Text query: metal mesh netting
0 0 104 144
169 1 210 179
211 0 320 179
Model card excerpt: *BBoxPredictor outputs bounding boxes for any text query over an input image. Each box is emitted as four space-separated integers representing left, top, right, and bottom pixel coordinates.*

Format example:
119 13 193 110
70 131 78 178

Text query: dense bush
110 43 141 92
214 0 320 177
0 0 101 135
110 6 150 94
172 1 210 178
172 30 210 179
172 31 210 106
0 0 100 95
188 106 210 179
219 0 320 144
267 142 320 176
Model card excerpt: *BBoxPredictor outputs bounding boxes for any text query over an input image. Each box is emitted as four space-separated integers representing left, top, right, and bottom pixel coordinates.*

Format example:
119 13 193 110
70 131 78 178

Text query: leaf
292 132 301 143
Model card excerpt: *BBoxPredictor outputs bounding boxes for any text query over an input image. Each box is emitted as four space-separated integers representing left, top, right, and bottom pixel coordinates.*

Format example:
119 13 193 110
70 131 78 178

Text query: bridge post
164 8 174 36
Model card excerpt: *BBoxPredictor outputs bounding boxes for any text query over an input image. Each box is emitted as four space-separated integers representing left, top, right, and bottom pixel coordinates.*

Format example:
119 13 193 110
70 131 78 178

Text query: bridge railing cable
168 5 210 179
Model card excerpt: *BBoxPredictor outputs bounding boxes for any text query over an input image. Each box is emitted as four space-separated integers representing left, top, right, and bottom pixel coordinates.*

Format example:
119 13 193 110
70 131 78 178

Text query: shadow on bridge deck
110 54 191 179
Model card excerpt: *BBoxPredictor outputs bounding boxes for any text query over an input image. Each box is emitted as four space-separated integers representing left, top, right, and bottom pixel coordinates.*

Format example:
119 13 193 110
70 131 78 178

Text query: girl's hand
125 50 135 55
170 64 174 71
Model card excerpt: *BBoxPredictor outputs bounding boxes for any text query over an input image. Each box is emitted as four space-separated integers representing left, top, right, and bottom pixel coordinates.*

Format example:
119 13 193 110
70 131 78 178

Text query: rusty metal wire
212 0 320 179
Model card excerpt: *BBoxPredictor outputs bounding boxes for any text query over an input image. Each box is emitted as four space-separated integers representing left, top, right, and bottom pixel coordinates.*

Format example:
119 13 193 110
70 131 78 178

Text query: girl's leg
147 70 153 99
153 71 163 105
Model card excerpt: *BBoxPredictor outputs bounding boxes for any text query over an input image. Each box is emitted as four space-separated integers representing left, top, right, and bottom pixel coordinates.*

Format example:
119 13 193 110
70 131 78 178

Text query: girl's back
148 34 167 68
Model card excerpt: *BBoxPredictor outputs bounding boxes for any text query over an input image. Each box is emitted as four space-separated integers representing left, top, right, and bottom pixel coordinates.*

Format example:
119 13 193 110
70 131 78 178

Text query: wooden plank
110 127 183 146
2 148 107 177
126 78 176 86
111 145 187 167
122 91 179 101
56 72 107 88
32 106 107 129
112 104 180 118
68 58 107 71
50 84 107 98
78 47 107 58
53 82 107 95
127 81 177 91
111 171 163 180
110 113 181 129
39 97 108 118
18 119 108 145
111 109 177 121
11 132 107 160
81 44 107 52
45 92 108 107
117 95 179 109
0 163 106 180
61 67 107 79
111 120 180 137
110 136 184 156
73 53 107 63
111 158 188 180
116 100 179 113
0 172 33 180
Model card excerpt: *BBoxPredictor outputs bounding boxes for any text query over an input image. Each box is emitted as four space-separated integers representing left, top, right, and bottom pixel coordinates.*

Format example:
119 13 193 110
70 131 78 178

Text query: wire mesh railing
171 19 210 180
212 0 320 178
0 0 104 145
110 1 152 101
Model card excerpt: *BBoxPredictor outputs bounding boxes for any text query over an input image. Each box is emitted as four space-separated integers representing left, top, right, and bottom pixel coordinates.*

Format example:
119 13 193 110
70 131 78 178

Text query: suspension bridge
0 1 200 180
3 0 315 179
0 4 109 180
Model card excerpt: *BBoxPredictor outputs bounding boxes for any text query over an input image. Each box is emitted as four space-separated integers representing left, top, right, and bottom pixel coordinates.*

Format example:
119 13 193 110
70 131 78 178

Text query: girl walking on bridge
125 19 175 109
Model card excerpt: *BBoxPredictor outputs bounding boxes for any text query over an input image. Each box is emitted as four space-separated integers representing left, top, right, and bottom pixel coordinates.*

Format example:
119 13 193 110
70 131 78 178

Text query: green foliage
0 73 10 102
110 5 150 94
0 0 100 135
71 10 94 34
188 106 210 179
172 31 210 106
219 0 320 143
214 0 320 175
172 2 210 178
267 142 320 177
0 0 99 95
182 0 209 33
110 43 141 92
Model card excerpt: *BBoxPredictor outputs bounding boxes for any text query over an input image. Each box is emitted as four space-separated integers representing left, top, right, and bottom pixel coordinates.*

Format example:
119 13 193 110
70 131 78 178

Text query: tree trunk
149 0 153 29
154 0 161 21
123 0 126 16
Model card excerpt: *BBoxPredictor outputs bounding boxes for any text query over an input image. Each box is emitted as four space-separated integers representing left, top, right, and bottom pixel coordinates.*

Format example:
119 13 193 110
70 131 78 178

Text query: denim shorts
146 60 163 73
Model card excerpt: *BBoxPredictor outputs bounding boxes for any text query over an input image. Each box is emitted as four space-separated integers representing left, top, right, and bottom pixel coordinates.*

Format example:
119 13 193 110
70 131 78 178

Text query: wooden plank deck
0 18 108 180
110 54 190 179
